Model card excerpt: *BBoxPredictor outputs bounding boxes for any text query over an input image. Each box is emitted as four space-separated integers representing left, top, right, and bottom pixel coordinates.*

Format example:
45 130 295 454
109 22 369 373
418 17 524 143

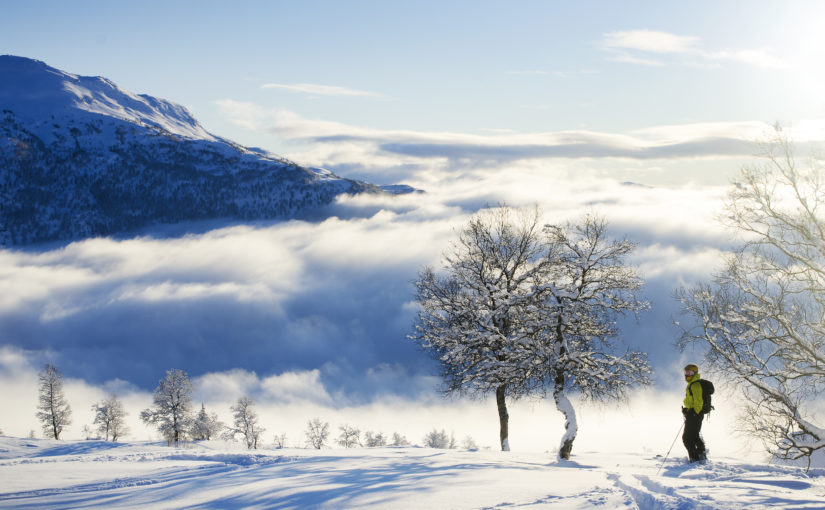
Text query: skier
682 364 707 462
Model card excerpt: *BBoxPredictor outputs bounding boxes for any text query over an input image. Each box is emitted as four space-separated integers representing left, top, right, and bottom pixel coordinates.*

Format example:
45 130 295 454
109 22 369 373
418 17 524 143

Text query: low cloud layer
1 108 788 451
1 159 734 395
216 100 784 174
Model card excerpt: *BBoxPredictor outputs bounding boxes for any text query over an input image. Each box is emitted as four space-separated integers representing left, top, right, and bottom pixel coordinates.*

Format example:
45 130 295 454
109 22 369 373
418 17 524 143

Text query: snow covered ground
0 437 822 509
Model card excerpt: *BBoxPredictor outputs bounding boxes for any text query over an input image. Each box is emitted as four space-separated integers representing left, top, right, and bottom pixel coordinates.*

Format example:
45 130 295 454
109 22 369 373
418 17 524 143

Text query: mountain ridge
0 55 393 246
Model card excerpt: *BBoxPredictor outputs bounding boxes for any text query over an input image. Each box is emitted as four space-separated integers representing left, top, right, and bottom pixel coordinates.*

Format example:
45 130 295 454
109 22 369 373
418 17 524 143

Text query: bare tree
677 134 825 465
92 394 129 441
336 424 362 448
305 418 330 449
538 215 650 459
140 369 194 446
231 396 264 449
37 364 72 440
191 403 224 441
412 206 554 451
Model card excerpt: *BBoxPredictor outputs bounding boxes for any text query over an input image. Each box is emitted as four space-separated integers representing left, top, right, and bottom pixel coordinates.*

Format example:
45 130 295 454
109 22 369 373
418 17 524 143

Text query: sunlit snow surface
0 437 822 509
0 55 215 142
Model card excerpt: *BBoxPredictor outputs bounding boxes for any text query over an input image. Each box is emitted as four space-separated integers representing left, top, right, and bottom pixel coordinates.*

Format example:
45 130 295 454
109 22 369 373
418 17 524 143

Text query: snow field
0 437 823 509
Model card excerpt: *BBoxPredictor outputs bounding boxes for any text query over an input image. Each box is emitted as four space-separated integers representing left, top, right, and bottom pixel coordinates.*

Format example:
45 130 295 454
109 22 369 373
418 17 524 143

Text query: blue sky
2 1 825 445
4 1 824 157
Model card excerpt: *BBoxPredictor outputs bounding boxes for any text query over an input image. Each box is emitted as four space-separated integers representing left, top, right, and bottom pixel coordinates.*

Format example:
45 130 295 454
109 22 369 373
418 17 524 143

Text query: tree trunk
553 371 577 460
173 413 179 446
51 401 60 440
496 384 510 451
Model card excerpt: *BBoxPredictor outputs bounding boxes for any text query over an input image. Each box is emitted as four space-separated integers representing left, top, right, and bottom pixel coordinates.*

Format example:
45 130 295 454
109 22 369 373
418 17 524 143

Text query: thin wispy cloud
261 82 387 98
215 100 775 166
604 30 701 54
506 69 599 78
602 29 785 69
506 70 573 78
608 53 666 67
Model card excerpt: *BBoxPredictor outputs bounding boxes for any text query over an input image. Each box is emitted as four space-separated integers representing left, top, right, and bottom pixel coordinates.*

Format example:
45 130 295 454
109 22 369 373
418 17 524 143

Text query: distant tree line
30 366 478 450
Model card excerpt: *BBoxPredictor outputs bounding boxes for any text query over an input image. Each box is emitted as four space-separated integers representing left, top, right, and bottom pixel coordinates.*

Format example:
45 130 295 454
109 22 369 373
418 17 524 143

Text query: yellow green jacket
683 373 703 414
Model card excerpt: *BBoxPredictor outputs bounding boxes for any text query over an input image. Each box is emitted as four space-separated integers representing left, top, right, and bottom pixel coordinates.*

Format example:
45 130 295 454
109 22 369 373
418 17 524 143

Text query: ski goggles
684 369 697 377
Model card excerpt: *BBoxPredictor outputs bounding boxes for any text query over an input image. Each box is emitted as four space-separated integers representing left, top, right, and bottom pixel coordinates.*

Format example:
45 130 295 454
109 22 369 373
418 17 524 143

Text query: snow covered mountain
0 55 386 245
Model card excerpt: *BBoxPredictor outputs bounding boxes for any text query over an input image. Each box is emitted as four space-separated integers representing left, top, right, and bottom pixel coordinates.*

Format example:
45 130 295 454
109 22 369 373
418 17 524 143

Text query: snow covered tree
273 433 288 449
390 432 411 447
140 369 194 446
422 429 454 449
537 215 650 460
336 424 362 448
92 394 129 441
191 404 224 441
677 134 825 464
413 207 649 457
462 436 479 450
305 418 330 449
412 206 555 451
37 364 72 440
81 424 95 440
231 396 264 449
364 431 387 447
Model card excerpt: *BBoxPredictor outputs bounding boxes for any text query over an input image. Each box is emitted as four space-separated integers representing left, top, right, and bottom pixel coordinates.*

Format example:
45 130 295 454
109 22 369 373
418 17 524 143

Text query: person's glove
681 407 688 417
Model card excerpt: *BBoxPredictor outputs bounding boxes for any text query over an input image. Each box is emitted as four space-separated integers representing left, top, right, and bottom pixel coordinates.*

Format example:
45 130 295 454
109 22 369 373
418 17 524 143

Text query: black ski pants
682 411 706 462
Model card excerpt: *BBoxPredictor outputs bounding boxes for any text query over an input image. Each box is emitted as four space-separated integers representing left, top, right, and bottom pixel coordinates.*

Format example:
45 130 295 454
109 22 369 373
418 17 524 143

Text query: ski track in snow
0 438 824 509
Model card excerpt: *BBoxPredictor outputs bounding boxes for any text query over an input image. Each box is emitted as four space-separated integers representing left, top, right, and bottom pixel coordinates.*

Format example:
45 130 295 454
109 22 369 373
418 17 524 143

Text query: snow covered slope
0 55 385 246
0 437 822 509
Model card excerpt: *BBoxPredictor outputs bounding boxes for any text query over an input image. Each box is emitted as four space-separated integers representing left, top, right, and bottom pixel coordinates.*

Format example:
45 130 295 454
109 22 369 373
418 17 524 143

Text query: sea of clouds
0 114 804 454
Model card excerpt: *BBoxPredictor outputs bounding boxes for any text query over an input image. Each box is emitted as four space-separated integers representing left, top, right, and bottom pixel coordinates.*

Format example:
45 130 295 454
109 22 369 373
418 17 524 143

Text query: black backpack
689 379 715 415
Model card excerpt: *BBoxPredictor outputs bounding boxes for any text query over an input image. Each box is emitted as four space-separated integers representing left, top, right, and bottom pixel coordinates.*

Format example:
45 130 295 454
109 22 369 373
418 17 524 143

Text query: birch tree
273 433 288 448
390 432 411 447
230 396 264 449
305 418 330 449
92 394 129 441
37 364 72 439
413 207 649 457
677 135 825 465
336 424 362 448
140 369 194 446
422 429 454 449
191 404 224 441
538 215 650 459
364 430 387 447
412 206 553 451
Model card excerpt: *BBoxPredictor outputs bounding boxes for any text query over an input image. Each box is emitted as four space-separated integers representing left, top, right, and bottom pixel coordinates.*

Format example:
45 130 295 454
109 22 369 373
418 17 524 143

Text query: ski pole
656 422 684 476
